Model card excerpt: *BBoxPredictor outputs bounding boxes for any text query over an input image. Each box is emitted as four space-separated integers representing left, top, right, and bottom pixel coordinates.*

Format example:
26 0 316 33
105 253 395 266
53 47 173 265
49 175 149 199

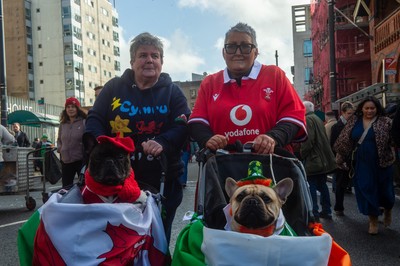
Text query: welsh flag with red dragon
18 194 169 266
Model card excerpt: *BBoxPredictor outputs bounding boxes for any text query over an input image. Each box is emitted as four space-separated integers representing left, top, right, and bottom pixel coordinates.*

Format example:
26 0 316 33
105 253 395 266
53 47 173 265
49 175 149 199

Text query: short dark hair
130 32 164 64
225 22 258 47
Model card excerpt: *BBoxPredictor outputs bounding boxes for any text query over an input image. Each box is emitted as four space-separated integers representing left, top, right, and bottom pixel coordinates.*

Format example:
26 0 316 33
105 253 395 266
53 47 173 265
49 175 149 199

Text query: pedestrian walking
301 101 336 222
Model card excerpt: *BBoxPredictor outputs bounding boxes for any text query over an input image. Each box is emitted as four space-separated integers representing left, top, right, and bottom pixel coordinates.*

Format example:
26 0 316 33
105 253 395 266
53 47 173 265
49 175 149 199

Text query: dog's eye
236 191 246 202
261 194 271 204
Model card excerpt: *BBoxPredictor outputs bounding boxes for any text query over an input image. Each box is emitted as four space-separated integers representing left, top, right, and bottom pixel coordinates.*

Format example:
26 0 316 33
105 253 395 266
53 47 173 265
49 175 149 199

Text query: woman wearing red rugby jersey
189 22 307 154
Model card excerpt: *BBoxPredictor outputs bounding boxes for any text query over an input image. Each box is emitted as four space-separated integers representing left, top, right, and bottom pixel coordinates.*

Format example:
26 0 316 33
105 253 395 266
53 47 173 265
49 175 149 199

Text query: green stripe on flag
172 219 206 266
18 210 40 266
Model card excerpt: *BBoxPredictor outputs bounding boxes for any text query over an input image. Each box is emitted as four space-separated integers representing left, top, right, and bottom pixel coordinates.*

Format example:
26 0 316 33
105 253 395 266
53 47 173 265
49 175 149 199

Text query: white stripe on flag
202 227 332 266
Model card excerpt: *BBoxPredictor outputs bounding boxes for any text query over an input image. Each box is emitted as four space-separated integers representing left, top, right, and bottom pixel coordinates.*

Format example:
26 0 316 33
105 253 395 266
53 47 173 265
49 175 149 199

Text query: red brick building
308 0 400 111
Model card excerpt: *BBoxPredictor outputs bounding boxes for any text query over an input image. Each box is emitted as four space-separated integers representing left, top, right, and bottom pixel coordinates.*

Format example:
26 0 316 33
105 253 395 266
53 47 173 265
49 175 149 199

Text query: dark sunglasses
224 43 256 54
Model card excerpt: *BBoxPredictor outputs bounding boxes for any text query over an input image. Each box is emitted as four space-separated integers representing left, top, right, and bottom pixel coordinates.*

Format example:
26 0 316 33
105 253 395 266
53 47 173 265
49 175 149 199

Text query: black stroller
172 147 351 266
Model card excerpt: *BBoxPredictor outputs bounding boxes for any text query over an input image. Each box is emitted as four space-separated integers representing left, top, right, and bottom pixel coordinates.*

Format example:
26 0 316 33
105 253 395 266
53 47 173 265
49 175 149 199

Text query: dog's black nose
245 198 259 205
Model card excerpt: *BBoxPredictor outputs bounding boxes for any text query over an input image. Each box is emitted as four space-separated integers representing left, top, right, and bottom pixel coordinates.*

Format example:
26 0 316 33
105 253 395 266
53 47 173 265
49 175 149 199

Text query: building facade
174 73 206 110
355 0 400 84
309 0 372 111
3 0 120 107
292 4 313 100
307 0 399 110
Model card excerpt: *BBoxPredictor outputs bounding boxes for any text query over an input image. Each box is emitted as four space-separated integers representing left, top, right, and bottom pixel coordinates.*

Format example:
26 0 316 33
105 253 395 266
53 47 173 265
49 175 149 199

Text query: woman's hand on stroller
205 134 229 151
142 139 163 157
252 135 276 154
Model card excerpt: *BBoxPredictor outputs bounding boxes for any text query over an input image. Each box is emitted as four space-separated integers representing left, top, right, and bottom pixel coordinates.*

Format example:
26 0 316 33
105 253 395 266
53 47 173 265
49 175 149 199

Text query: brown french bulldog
225 177 293 237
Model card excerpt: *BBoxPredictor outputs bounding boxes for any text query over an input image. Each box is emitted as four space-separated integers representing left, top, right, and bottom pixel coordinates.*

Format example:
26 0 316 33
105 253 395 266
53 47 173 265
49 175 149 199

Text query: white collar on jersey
223 60 262 83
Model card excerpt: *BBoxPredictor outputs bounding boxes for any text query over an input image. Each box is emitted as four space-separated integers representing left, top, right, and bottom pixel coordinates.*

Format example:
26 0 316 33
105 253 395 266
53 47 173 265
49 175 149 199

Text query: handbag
348 117 377 178
44 149 62 184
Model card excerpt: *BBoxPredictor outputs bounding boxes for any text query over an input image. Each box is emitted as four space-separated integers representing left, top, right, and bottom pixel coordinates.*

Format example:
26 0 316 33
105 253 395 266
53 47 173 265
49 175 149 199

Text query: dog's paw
133 191 148 212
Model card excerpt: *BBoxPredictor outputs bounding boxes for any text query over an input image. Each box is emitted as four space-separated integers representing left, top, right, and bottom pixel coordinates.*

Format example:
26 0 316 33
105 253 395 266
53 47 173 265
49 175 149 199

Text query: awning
7 110 60 127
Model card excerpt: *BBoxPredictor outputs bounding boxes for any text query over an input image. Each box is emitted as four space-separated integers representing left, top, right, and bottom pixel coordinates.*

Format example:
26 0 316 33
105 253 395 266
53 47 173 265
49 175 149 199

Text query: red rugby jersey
189 61 307 145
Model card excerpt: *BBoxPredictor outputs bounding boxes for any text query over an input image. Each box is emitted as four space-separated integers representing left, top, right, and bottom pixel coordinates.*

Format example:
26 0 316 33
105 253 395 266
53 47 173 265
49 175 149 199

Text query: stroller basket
196 151 313 236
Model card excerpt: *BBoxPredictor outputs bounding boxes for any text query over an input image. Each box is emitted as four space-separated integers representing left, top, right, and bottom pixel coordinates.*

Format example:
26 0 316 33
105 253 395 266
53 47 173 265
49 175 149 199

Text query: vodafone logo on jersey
230 104 252 126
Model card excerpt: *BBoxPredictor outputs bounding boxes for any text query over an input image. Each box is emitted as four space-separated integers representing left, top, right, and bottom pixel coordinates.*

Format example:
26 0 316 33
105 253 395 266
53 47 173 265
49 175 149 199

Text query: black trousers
334 168 351 212
61 160 83 188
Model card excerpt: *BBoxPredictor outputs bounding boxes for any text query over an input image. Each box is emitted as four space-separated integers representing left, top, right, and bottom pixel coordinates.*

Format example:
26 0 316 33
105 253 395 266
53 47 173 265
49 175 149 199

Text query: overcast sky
115 0 310 82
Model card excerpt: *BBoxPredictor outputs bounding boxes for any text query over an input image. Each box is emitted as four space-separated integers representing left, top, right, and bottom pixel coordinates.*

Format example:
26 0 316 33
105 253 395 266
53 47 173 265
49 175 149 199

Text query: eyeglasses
224 43 256 54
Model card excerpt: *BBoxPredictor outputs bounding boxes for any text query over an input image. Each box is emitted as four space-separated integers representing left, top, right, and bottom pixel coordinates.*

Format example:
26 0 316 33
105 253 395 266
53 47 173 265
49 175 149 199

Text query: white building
291 4 312 100
4 0 120 107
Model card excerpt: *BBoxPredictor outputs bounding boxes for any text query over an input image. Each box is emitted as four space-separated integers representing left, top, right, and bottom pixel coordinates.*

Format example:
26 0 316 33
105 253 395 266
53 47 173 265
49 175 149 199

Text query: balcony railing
336 40 371 62
375 8 400 53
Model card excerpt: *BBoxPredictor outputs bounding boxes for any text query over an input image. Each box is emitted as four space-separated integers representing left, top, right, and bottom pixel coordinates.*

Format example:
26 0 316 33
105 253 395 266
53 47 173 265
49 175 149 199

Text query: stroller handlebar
196 141 296 163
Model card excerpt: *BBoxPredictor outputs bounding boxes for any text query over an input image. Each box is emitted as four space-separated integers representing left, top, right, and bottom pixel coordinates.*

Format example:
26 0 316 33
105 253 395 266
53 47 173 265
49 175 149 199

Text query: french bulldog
225 177 294 237
81 133 147 206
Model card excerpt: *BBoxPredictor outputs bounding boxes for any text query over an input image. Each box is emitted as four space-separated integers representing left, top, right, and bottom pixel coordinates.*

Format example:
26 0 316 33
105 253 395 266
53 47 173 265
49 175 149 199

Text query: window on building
112 16 118 27
190 89 197 99
25 8 31 19
114 46 120 56
62 7 71 18
101 7 109 16
304 67 313 84
87 31 96 40
26 26 32 38
354 35 365 54
39 62 43 66
303 39 312 57
37 26 41 31
27 44 33 55
64 24 72 36
75 14 82 23
114 61 121 71
38 44 42 48
87 15 95 24
36 8 40 13
40 80 44 84
113 31 119 42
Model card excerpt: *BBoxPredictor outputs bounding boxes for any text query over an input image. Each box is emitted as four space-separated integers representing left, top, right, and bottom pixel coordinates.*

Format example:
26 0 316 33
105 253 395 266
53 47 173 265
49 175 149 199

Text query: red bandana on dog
83 170 141 203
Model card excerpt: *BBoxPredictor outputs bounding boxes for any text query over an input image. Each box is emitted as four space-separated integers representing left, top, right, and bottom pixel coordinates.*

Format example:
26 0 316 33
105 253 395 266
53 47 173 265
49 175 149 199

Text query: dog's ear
273 178 294 203
225 177 238 198
82 132 98 164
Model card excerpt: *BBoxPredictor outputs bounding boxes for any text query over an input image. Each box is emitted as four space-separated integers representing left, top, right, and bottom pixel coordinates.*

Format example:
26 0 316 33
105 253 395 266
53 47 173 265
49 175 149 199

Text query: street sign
385 57 397 75
38 97 44 105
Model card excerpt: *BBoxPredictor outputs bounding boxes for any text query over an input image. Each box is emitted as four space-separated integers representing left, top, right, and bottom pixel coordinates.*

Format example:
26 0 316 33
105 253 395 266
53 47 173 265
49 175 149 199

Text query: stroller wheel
26 197 36 211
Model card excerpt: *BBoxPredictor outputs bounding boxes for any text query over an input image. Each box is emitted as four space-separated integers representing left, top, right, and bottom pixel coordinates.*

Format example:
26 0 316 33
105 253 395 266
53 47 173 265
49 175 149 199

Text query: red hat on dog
97 134 135 153
65 97 81 108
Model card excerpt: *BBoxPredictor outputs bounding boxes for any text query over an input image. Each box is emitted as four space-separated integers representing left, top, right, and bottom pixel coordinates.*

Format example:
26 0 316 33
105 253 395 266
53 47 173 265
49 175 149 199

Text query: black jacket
391 105 400 147
15 131 31 147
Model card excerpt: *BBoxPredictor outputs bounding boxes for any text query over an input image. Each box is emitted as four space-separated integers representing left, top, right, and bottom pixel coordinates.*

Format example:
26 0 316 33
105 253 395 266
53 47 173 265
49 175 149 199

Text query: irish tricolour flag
172 220 351 266
18 193 169 266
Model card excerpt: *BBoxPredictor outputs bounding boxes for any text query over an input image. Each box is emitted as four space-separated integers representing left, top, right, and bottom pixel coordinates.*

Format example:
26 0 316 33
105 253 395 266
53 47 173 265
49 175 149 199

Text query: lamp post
328 0 338 111
0 0 8 126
